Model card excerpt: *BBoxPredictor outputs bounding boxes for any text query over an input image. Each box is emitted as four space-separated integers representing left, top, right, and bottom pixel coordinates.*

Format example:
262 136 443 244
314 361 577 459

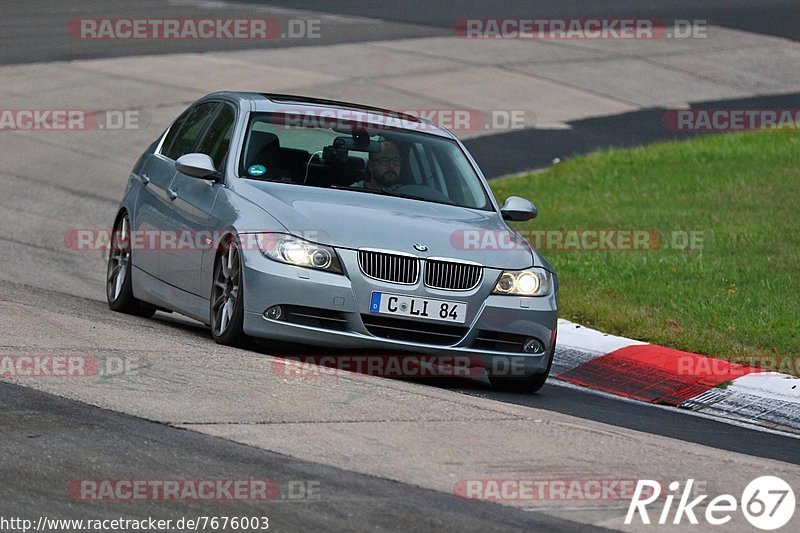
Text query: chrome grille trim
424 257 483 291
357 250 483 290
358 249 419 285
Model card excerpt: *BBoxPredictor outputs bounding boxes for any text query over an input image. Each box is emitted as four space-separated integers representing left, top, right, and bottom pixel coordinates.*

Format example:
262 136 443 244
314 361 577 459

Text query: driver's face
369 142 401 187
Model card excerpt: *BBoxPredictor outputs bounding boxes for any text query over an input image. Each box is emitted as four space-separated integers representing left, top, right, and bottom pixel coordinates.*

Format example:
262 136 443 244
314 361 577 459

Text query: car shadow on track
148 311 547 394
144 313 800 465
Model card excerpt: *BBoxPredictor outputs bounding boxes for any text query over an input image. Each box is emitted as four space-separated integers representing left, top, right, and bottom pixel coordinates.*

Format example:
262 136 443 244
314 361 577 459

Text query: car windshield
238 112 492 210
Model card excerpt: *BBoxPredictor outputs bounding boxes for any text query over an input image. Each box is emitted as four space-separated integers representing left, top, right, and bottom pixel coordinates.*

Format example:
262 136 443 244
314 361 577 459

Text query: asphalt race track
250 0 800 42
4 1 800 176
6 0 798 65
1 1 799 531
0 382 599 532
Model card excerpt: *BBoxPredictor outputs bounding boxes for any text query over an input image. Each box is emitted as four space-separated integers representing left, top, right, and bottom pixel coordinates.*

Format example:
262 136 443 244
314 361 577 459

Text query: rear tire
210 236 247 347
106 212 156 318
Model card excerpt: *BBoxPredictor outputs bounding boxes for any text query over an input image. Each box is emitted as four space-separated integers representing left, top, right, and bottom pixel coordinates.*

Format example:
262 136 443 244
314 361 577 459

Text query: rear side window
196 105 236 169
162 102 218 160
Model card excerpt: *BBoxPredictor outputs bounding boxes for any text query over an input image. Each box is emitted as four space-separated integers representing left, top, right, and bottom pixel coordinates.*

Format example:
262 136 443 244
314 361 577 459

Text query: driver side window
196 105 236 170
162 102 218 161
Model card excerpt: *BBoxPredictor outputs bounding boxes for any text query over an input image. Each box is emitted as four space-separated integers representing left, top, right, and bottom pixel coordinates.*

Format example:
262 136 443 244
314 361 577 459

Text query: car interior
237 115 490 210
242 129 378 188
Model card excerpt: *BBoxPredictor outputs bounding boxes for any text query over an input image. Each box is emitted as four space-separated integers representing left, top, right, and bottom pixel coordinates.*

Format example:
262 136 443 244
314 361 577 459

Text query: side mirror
176 153 219 180
500 196 537 221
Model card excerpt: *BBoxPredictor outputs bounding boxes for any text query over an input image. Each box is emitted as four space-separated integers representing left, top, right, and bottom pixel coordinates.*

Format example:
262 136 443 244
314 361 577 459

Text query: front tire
106 212 156 318
488 371 550 393
488 345 555 393
210 236 247 346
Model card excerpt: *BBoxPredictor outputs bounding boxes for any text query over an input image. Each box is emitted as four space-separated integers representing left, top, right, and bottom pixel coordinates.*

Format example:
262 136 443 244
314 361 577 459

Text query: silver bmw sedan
107 92 558 392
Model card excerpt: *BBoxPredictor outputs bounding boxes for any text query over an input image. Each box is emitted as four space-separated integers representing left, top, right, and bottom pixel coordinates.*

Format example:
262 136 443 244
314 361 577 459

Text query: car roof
200 91 454 138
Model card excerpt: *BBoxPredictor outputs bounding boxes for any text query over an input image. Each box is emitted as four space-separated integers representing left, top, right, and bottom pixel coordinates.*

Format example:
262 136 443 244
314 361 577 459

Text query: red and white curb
553 319 800 434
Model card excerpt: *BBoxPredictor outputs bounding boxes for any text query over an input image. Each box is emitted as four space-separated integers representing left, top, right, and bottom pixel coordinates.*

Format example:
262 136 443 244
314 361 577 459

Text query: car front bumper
241 248 558 376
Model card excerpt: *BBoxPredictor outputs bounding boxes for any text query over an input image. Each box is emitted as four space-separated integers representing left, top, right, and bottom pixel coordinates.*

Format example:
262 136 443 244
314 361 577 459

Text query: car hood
234 180 539 269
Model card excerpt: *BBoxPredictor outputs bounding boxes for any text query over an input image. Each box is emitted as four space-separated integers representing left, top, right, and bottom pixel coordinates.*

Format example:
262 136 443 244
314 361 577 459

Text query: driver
351 139 402 191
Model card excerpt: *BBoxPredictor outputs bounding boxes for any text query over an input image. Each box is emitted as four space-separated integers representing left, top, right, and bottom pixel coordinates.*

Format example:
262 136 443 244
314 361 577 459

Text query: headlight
257 234 342 274
492 268 552 296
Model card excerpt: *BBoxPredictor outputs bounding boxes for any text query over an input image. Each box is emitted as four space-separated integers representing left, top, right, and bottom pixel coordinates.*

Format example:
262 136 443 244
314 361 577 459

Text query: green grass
490 129 800 373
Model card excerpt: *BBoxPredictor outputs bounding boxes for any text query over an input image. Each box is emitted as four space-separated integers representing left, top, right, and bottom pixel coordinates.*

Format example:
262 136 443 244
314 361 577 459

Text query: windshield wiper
330 185 426 202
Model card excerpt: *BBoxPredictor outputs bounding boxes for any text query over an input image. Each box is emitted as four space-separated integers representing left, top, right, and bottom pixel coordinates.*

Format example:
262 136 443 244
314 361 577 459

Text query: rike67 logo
626 477 795 530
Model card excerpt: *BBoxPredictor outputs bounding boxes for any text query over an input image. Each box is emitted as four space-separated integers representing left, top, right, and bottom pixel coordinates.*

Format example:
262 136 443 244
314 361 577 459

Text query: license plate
369 292 467 324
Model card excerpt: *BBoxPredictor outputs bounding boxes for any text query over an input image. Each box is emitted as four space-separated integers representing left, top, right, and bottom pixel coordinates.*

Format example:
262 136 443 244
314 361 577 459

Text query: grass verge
490 129 799 374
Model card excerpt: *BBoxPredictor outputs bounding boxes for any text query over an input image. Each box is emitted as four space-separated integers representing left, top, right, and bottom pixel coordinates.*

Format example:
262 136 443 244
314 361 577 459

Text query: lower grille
361 314 468 346
471 331 530 353
281 305 349 331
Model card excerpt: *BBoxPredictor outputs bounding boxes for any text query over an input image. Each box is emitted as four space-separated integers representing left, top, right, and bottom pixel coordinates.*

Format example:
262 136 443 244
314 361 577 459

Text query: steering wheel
392 184 450 203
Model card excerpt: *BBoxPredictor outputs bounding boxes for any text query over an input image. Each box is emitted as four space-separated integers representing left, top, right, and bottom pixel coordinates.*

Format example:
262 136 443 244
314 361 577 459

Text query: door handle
167 188 178 200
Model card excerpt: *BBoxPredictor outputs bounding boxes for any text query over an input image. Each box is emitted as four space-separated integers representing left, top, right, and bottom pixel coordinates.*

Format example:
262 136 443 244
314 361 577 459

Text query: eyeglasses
373 156 401 166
